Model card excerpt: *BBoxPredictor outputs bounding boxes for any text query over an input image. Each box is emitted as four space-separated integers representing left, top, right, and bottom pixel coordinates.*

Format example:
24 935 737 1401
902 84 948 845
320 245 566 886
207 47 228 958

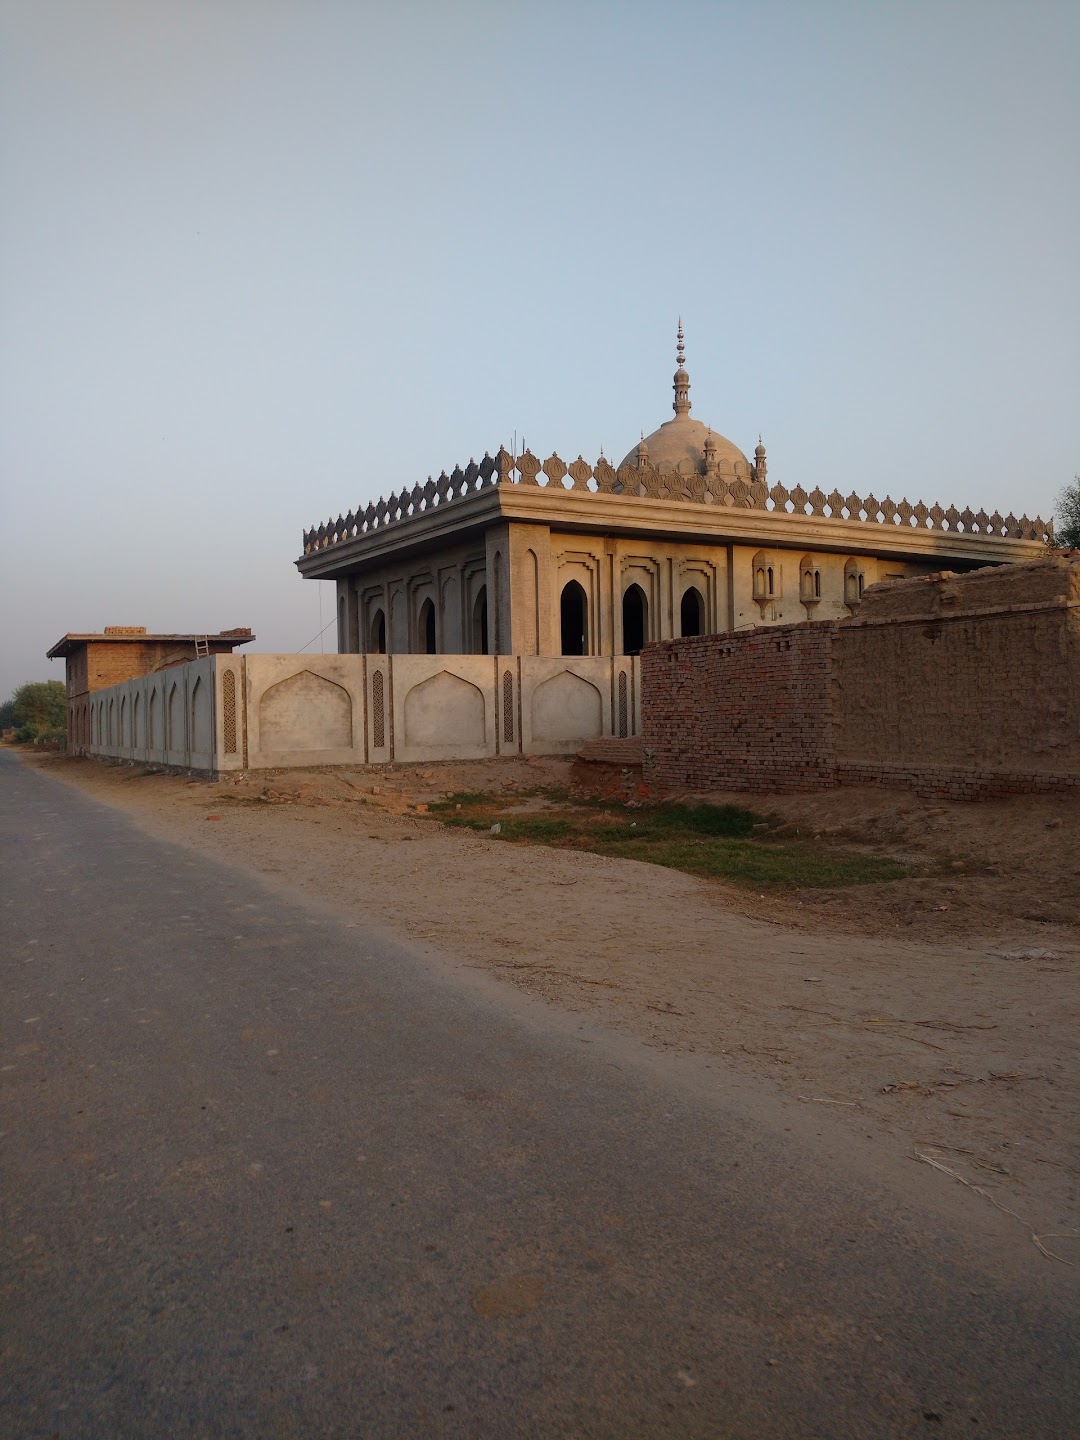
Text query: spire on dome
672 318 691 418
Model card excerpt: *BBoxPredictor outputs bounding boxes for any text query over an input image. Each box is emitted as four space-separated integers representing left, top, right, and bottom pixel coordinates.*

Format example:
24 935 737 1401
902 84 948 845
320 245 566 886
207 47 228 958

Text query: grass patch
429 792 913 890
588 836 909 889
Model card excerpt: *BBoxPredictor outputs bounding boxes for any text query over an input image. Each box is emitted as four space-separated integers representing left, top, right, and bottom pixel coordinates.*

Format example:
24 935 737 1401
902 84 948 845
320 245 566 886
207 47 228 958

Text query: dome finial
672 318 691 417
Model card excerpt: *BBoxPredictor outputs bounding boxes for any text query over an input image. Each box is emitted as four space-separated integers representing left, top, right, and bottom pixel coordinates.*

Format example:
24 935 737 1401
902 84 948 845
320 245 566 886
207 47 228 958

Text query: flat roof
46 630 255 659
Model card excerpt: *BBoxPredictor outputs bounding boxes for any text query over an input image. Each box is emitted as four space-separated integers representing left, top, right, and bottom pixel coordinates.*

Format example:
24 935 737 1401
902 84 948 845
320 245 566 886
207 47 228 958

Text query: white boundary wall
79 653 641 774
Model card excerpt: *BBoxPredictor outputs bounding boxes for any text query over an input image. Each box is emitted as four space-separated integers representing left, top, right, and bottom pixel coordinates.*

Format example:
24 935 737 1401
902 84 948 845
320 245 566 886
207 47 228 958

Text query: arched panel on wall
119 695 127 746
622 584 648 656
403 671 485 750
132 692 142 748
440 573 459 651
348 584 360 654
167 683 182 752
389 590 407 654
148 690 157 750
531 670 602 743
492 551 502 653
471 586 489 655
680 587 705 638
259 670 352 751
107 697 114 746
191 677 210 754
560 580 588 656
526 548 540 655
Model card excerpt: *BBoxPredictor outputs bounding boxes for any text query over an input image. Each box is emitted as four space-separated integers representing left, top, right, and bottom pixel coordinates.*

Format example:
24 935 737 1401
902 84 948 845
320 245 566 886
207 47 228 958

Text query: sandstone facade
298 330 1048 661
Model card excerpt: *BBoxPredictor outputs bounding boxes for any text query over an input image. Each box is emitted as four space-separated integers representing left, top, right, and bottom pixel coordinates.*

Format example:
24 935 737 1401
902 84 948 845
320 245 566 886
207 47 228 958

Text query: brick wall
642 556 1080 799
642 622 839 792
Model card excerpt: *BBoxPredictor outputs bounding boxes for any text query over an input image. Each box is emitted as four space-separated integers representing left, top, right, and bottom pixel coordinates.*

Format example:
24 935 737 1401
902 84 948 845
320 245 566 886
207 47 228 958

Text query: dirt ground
19 750 1080 1265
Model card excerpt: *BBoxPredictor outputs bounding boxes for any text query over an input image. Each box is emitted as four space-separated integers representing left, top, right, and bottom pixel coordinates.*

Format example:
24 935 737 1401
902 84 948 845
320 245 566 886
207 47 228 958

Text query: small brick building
47 626 255 750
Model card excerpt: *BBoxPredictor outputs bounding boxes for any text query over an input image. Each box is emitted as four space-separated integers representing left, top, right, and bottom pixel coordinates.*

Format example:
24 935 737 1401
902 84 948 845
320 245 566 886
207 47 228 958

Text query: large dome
618 323 754 479
617 414 751 476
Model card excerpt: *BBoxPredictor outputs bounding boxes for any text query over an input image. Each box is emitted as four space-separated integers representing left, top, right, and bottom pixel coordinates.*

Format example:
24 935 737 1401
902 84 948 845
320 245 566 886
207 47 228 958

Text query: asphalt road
1 749 1076 1439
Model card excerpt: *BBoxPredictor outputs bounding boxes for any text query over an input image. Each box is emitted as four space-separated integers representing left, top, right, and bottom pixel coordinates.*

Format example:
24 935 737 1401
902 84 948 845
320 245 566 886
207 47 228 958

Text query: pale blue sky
2 0 1077 697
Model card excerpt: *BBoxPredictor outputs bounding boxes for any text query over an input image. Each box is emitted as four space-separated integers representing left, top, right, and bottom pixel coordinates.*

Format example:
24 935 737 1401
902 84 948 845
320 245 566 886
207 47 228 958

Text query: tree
1054 476 1080 550
4 681 67 735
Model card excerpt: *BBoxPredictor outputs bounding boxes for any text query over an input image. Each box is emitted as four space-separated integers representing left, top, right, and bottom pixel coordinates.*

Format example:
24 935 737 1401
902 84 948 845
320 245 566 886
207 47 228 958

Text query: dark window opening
473 586 489 654
622 584 647 656
680 586 705 637
420 598 437 654
560 580 588 656
370 609 386 654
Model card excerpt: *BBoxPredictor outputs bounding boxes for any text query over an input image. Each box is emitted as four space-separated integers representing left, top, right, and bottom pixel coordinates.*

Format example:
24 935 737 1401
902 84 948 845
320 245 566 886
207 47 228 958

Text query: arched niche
167 683 182 750
531 670 603 744
259 669 352 751
403 670 485 750
190 676 210 753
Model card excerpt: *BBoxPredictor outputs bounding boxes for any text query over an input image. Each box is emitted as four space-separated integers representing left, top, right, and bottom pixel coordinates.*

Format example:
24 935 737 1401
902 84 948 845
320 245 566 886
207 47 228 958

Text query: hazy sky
2 0 1077 698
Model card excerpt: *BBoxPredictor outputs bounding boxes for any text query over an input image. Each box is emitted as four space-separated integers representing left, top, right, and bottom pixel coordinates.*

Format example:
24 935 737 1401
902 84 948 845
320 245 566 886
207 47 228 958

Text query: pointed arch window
471 587 489 655
622 583 648 655
418 597 437 654
680 586 705 638
370 608 386 654
560 580 588 656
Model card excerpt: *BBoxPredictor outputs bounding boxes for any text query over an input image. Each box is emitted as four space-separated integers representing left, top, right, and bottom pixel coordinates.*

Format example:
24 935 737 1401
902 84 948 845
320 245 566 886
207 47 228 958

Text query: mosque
297 325 1050 657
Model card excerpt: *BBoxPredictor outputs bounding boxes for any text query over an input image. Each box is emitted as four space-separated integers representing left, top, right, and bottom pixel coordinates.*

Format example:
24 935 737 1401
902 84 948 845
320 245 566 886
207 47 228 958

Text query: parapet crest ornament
301 444 1052 555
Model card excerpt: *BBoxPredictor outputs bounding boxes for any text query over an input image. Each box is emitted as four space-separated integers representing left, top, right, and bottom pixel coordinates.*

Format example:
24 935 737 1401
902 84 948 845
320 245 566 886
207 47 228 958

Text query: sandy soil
18 750 1080 1263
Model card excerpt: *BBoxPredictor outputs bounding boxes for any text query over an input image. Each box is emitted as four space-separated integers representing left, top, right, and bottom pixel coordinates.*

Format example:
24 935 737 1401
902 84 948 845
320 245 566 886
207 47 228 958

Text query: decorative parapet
301 446 1053 554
